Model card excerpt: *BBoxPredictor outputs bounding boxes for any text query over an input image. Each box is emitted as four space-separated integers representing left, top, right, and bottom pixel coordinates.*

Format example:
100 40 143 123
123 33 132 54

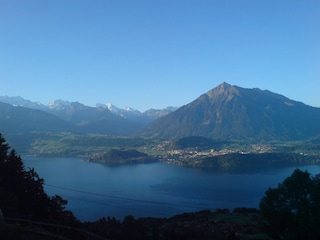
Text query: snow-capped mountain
48 99 72 110
96 103 141 119
0 96 177 120
0 95 178 135
0 96 46 110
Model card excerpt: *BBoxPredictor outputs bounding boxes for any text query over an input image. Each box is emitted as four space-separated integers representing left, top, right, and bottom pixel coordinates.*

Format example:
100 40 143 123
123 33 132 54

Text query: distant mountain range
1 83 320 141
141 82 320 140
0 96 176 121
0 96 177 135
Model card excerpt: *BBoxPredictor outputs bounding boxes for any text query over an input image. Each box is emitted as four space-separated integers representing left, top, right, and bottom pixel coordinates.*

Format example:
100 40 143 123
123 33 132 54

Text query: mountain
0 96 176 122
0 101 72 133
0 96 177 136
141 82 320 140
45 101 177 134
35 100 147 135
0 96 47 110
142 107 178 120
96 103 178 121
96 103 141 120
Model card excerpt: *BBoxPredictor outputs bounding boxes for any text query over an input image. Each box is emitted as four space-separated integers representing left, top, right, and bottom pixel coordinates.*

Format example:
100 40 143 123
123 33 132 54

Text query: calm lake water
23 156 320 221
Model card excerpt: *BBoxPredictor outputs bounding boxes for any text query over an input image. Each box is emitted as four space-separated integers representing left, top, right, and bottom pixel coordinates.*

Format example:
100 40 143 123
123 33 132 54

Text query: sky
0 0 319 111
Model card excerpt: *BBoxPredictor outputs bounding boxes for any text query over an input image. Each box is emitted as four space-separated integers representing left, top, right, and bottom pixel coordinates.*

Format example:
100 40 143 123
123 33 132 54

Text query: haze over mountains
1 82 320 141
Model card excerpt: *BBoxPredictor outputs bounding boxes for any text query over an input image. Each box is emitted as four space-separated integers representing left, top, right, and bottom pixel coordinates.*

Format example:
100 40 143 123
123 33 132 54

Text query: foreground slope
142 82 320 140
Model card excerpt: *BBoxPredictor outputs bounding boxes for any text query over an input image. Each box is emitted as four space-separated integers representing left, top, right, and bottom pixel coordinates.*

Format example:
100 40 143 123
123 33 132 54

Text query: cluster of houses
158 144 274 166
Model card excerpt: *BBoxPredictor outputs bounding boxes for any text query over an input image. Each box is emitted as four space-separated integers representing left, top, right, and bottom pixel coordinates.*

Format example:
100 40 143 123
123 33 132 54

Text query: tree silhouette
260 169 320 239
0 133 76 224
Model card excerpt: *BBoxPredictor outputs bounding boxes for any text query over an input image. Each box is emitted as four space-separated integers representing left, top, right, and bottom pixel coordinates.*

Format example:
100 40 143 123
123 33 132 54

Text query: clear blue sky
0 0 319 111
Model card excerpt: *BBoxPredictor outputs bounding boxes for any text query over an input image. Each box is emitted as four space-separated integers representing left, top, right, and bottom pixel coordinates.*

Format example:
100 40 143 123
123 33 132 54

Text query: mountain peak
0 95 45 109
205 82 240 101
219 82 232 88
142 83 320 140
48 99 71 107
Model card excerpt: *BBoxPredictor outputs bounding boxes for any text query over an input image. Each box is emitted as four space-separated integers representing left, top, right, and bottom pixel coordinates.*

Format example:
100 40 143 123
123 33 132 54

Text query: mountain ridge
141 82 320 140
0 95 177 118
1 83 320 140
0 96 177 135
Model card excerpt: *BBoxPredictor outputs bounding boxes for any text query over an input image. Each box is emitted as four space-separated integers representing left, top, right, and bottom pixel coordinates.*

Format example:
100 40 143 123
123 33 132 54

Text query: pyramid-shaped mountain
142 83 320 140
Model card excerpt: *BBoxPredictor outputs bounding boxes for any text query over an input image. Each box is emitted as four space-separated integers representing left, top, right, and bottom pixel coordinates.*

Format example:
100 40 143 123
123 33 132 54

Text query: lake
23 156 320 221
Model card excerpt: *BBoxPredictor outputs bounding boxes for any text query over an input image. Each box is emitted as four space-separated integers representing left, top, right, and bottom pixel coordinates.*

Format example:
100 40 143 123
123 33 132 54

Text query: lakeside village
155 143 277 166
87 140 320 167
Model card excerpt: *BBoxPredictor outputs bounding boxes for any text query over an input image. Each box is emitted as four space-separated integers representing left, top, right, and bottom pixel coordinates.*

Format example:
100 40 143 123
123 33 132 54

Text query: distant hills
1 83 320 141
141 82 320 140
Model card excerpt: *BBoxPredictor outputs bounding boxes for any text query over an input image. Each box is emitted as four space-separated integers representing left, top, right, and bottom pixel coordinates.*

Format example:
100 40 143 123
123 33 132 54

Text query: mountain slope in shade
35 101 147 135
0 100 143 135
0 101 72 133
141 82 320 140
0 96 177 134
142 107 178 120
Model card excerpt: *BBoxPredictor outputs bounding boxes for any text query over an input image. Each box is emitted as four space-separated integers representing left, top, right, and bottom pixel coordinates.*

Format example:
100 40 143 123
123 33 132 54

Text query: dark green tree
0 133 76 224
260 169 320 239
0 137 31 217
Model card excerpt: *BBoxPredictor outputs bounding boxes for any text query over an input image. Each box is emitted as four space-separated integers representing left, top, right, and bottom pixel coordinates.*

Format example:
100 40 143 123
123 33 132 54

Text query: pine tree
0 133 76 223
